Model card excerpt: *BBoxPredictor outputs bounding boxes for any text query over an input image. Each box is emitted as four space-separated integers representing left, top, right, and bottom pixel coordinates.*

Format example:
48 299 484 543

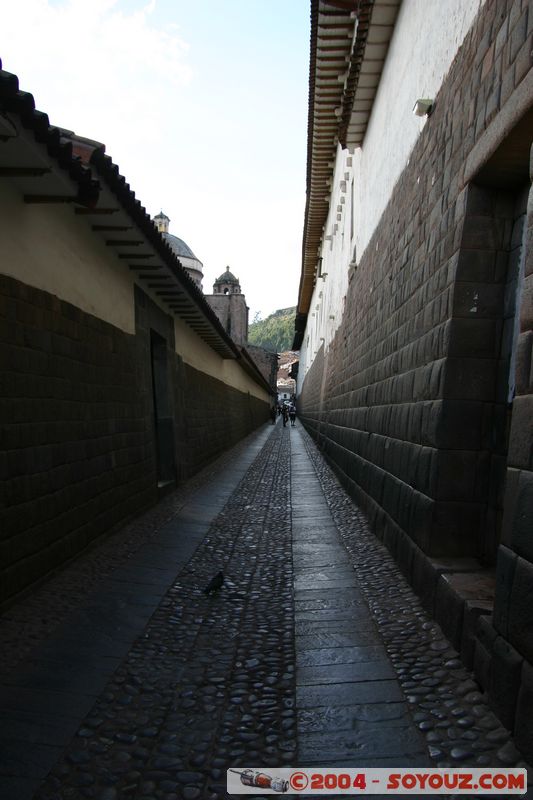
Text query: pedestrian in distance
289 406 296 427
270 406 276 424
282 405 289 427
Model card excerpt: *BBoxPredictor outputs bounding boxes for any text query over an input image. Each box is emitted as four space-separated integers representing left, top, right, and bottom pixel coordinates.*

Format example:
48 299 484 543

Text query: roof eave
88 146 244 361
295 0 401 325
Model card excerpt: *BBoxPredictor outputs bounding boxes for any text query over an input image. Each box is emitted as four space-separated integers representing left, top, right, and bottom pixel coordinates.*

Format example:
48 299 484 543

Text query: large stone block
520 273 533 332
453 282 504 319
465 183 499 216
507 394 533 468
508 555 533 664
461 600 493 670
448 317 500 358
460 215 508 250
476 613 498 651
408 492 434 551
431 500 483 556
524 219 533 278
514 658 533 764
493 545 517 639
482 401 508 453
443 357 497 401
434 400 485 449
508 469 533 562
395 482 416 533
395 525 417 581
381 472 402 521
434 574 464 650
456 249 496 286
489 634 523 730
473 638 491 690
509 7 528 62
514 330 533 395
500 467 521 547
411 545 440 613
434 449 488 501
414 446 437 497
488 454 507 508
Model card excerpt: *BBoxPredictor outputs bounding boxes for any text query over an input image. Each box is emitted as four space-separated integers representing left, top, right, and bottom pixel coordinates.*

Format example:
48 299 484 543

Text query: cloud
0 0 192 147
0 0 307 318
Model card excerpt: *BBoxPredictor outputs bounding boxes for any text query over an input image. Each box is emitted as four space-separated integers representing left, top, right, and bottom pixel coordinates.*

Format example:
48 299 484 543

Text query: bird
203 571 224 595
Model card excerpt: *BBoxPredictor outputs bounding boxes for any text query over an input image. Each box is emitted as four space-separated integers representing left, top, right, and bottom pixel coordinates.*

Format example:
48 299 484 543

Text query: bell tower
205 266 249 344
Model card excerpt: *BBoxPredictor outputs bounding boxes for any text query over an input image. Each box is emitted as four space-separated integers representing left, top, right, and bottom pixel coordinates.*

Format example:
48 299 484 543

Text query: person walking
289 406 296 427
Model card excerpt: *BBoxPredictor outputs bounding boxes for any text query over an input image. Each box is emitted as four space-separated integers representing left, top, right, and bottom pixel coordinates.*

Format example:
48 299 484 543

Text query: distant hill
248 307 296 353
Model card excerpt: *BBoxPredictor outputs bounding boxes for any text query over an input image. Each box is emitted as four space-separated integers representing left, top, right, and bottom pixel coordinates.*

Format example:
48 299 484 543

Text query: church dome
152 210 203 290
163 233 199 261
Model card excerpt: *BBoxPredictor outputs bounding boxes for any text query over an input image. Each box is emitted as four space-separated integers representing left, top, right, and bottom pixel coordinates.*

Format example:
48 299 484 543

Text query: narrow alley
0 420 529 800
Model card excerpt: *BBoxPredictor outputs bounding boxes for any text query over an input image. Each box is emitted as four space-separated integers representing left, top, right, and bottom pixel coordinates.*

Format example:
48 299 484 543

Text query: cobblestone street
0 421 531 800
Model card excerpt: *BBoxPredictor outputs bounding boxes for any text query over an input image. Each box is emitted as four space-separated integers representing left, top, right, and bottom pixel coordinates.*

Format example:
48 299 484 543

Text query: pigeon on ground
203 571 224 594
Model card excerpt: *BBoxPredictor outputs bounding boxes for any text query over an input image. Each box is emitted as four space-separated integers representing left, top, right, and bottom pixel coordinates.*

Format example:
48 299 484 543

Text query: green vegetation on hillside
248 307 296 353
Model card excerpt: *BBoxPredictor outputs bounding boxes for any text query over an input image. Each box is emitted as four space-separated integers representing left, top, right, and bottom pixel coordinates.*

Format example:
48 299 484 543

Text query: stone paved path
0 423 285 800
291 431 429 770
0 420 531 800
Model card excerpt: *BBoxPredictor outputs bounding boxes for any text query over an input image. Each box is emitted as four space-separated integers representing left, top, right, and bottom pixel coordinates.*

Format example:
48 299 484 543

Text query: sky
0 0 310 320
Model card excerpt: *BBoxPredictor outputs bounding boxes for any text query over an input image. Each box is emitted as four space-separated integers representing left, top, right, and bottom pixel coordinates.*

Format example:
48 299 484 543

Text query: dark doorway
150 330 176 488
455 181 530 562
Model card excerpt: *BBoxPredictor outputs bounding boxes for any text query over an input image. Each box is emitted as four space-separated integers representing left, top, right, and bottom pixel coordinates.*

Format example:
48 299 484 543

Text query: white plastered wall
0 180 136 333
0 181 269 404
173 315 270 402
353 0 484 258
298 0 484 390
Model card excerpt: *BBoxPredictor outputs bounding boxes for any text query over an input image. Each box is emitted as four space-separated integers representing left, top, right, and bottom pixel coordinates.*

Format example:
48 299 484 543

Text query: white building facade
299 0 484 373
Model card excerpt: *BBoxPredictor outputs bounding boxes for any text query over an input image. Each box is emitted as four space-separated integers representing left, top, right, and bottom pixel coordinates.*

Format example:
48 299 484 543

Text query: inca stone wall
298 344 325 443
1 275 155 606
301 0 531 560
179 362 270 476
298 0 532 744
488 157 533 761
1 279 269 607
246 344 279 392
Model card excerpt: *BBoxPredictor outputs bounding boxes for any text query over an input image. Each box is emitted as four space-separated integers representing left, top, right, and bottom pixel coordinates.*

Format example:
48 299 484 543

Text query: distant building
146 223 277 394
153 211 204 290
246 345 279 395
205 266 249 346
277 351 298 403
277 381 295 404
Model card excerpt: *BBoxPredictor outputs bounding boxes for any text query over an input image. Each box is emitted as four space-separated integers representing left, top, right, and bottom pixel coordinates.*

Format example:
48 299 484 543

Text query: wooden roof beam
118 253 155 260
0 167 51 177
92 225 133 231
106 239 144 246
75 208 119 215
24 195 76 203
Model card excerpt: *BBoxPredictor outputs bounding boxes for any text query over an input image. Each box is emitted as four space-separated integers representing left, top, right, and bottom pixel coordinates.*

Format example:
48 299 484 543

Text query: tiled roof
0 58 99 206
